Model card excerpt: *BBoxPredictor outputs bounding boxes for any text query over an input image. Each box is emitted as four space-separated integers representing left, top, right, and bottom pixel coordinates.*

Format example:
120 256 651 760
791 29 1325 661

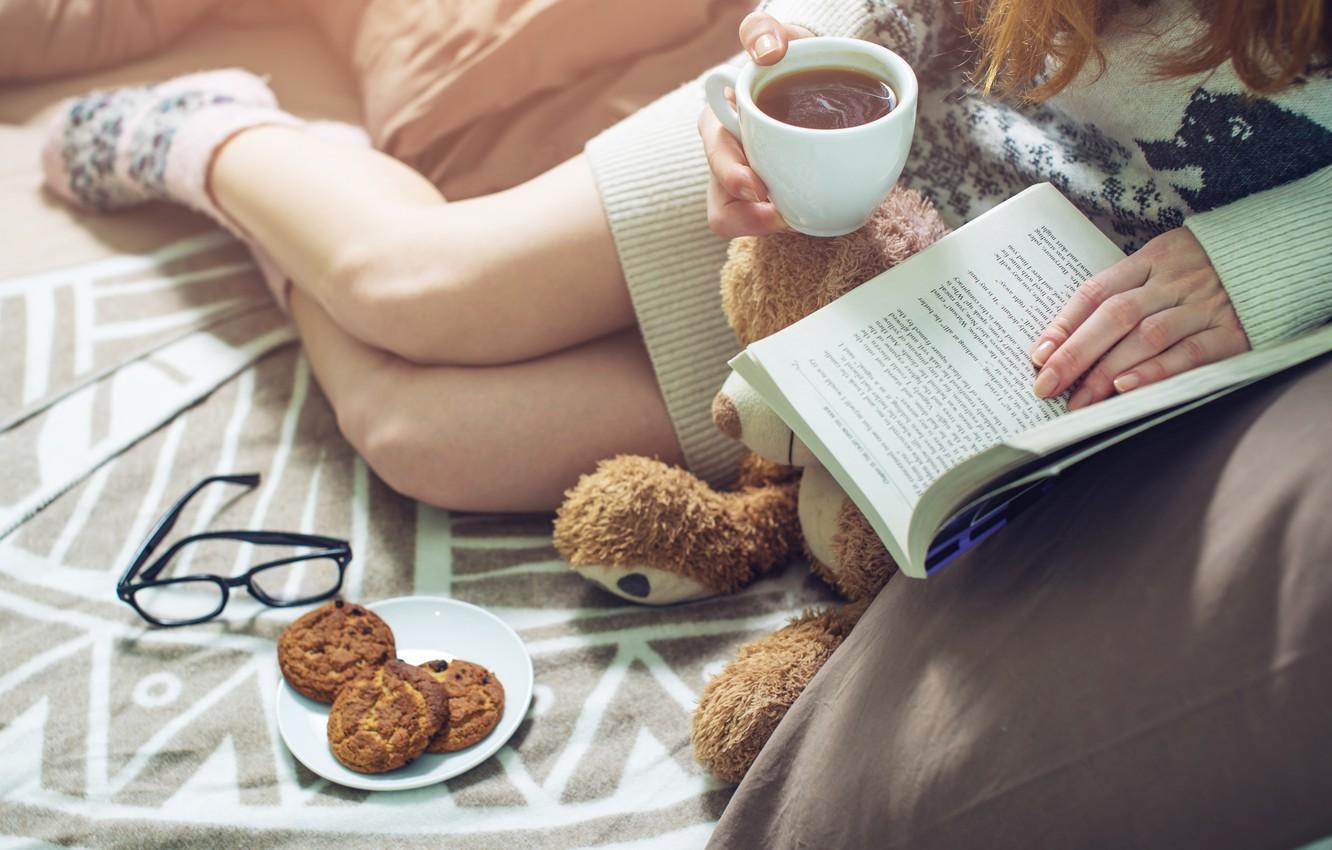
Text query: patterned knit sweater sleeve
1185 165 1332 349
760 0 967 76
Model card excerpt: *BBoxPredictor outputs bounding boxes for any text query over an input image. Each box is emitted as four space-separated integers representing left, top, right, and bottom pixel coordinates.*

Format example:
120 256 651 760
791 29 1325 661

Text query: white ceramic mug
705 38 918 237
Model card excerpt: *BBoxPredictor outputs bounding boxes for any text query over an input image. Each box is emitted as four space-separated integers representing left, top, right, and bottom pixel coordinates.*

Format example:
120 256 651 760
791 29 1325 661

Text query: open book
730 183 1332 578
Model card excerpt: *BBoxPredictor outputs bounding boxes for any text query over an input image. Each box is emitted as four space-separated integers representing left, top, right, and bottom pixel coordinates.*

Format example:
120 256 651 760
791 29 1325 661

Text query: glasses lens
249 556 343 604
131 578 226 624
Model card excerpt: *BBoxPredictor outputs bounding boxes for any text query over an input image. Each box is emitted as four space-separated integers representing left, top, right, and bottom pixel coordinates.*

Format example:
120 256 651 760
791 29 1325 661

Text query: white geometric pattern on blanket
0 234 294 540
0 508 814 843
0 238 837 848
1 232 263 417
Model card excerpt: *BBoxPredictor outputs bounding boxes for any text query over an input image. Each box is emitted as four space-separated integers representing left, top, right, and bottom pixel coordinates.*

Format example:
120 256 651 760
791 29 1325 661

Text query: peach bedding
0 0 752 198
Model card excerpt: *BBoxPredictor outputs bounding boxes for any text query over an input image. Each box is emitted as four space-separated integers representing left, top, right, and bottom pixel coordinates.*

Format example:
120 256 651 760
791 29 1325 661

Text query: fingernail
1067 388 1090 410
740 188 760 202
1113 373 1140 393
1031 340 1055 366
753 34 779 59
1033 368 1059 398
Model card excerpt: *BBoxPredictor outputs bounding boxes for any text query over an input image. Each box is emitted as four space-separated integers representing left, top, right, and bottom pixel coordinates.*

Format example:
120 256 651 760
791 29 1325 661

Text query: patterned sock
42 69 369 311
42 69 292 216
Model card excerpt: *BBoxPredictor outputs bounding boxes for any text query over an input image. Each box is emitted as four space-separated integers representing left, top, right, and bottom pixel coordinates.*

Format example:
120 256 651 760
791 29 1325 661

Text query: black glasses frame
117 473 353 627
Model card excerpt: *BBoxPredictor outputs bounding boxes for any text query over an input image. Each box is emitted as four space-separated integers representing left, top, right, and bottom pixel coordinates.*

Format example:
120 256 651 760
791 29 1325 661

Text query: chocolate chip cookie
277 599 396 703
326 659 449 773
419 659 505 752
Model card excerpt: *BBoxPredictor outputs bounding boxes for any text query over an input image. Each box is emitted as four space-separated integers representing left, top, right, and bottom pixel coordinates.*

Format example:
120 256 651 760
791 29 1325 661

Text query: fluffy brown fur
555 187 949 784
686 188 945 780
723 188 949 345
554 455 803 593
827 497 899 600
692 599 872 783
734 451 801 488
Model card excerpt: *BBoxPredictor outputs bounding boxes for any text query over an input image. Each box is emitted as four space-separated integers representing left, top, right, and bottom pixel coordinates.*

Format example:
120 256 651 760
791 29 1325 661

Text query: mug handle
704 64 742 137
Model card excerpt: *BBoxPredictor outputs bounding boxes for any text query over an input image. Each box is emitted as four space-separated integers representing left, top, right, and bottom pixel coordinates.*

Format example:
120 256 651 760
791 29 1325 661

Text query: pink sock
42 69 369 311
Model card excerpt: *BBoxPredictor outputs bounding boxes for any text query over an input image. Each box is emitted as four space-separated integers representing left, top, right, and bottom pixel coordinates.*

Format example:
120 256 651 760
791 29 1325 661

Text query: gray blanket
0 234 833 849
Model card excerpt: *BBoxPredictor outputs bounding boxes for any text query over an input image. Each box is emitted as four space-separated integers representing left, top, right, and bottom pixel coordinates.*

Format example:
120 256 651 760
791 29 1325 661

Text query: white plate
276 595 533 791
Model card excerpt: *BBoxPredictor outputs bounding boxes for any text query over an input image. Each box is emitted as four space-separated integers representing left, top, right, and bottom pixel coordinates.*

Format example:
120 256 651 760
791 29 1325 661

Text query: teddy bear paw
554 454 803 606
692 600 870 782
571 563 720 605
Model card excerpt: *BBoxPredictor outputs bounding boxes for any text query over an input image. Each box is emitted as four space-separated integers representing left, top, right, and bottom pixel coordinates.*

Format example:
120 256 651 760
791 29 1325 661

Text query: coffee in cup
755 67 897 130
705 38 918 237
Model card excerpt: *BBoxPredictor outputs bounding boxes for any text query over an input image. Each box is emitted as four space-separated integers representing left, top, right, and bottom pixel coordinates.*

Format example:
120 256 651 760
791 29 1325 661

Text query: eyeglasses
117 473 353 627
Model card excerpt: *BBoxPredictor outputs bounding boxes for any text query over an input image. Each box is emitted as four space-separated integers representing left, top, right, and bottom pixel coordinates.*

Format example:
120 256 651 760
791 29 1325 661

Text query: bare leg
44 75 687 509
288 287 683 512
211 127 634 366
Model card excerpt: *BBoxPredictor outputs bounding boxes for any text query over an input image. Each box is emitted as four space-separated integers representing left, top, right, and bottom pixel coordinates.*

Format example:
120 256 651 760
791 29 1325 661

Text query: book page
738 184 1125 572
1004 320 1332 455
911 322 1332 566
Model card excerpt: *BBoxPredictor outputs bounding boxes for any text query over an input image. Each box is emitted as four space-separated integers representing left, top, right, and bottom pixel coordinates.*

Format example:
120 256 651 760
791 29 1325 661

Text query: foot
42 69 290 214
553 454 803 605
799 463 897 600
42 70 370 311
691 599 869 782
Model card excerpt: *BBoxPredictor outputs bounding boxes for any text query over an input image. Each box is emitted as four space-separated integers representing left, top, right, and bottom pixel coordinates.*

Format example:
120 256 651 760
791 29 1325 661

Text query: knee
332 365 492 511
332 361 422 497
327 229 489 366
337 388 435 505
327 233 435 354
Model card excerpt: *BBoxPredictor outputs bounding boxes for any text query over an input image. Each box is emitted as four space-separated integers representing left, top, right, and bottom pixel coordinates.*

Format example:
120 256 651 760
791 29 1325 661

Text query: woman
41 0 1330 514
704 0 1331 410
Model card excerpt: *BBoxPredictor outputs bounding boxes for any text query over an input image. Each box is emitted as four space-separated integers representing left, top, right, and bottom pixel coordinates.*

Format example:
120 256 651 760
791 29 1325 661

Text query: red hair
965 0 1330 100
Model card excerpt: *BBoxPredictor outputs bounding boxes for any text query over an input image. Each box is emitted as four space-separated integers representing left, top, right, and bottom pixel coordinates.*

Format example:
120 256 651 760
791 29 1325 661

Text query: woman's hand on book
1029 228 1251 410
698 12 814 238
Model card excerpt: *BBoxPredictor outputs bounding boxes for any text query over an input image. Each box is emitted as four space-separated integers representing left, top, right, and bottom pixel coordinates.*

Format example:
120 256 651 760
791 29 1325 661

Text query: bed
10 4 1330 848
0 3 855 847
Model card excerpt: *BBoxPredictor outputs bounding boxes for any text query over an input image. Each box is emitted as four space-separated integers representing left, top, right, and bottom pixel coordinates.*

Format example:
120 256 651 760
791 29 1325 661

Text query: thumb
738 12 814 64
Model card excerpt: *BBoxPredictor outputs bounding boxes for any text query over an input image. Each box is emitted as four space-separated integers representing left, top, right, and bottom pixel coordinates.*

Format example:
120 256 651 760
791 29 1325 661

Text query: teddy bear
553 186 949 782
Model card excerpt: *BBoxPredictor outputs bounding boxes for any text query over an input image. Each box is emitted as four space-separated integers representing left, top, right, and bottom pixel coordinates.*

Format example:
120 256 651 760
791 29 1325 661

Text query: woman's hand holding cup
699 12 813 239
700 12 918 239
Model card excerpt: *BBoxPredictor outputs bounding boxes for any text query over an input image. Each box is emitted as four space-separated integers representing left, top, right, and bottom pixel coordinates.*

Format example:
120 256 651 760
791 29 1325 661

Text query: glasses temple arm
118 474 261 587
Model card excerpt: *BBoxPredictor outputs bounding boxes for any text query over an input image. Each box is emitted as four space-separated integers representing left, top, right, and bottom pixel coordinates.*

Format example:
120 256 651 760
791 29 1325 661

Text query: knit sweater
585 0 1332 487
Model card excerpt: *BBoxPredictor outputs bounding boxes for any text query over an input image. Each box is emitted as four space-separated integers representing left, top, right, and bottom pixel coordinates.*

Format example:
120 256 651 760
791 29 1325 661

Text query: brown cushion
709 354 1332 850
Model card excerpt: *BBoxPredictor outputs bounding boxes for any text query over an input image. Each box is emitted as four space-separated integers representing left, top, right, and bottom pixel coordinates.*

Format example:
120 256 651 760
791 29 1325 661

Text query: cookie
419 659 505 752
277 599 396 703
326 659 449 773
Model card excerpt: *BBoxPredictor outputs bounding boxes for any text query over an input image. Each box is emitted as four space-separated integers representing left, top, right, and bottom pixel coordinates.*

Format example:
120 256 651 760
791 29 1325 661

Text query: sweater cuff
1185 167 1332 349
760 0 885 40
